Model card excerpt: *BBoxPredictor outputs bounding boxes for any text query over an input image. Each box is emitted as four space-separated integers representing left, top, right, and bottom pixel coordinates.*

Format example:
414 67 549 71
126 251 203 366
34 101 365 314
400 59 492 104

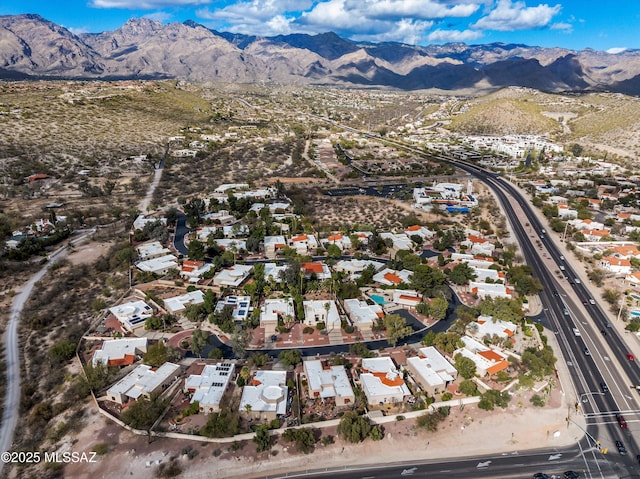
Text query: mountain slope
1 14 640 95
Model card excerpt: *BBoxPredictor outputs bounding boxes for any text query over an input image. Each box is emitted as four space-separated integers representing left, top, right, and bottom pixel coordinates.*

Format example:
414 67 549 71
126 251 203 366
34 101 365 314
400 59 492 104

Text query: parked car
564 471 580 479
616 440 627 455
534 474 550 479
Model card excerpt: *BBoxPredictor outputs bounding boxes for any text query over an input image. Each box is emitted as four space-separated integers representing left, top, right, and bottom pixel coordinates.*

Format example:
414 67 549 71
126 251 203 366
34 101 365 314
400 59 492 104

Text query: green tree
121 396 168 429
383 313 413 347
188 239 206 260
49 339 76 362
279 349 302 367
201 409 240 438
459 379 478 396
281 427 316 454
143 341 169 367
337 411 372 443
448 263 476 285
421 330 437 346
326 243 342 258
454 354 477 379
191 328 209 359
410 264 446 295
253 424 271 452
428 297 449 320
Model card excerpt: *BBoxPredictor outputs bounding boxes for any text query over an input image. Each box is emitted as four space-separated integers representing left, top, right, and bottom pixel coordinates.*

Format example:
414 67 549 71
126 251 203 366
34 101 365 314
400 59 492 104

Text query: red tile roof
302 262 324 273
383 272 403 284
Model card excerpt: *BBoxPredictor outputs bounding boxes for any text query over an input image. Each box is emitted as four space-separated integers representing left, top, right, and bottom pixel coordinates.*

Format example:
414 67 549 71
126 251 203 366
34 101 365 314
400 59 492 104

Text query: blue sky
1 0 638 52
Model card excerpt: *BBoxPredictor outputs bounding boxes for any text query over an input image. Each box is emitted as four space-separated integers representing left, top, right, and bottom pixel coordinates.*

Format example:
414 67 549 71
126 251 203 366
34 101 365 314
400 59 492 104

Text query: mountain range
2 13 640 95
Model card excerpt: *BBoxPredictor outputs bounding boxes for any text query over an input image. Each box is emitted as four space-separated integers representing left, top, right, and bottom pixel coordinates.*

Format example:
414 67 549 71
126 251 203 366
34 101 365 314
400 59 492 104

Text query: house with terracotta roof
303 300 340 329
264 235 287 259
359 357 411 405
289 234 318 255
322 233 352 251
353 231 373 245
468 315 517 340
461 235 495 256
469 281 512 299
557 204 578 219
301 261 332 280
600 256 632 275
625 271 640 287
610 245 640 259
454 336 510 377
405 346 458 396
373 268 412 286
303 360 355 406
568 218 605 231
404 225 435 240
391 289 422 306
180 260 214 283
92 338 148 367
343 298 384 331
582 228 611 241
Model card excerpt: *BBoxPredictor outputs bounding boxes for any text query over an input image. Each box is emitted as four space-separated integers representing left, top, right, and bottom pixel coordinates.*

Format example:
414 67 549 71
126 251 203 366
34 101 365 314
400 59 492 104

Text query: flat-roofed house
109 300 154 333
264 235 287 259
301 261 332 280
373 268 412 287
135 254 179 275
467 315 517 340
136 241 171 261
406 346 458 396
184 363 235 414
290 234 318 255
239 370 288 420
470 281 512 299
213 264 253 288
180 260 214 283
303 300 341 329
333 259 385 280
303 360 355 406
215 295 252 322
92 338 148 367
343 298 383 331
260 297 295 336
359 357 411 405
106 362 180 405
164 290 205 314
454 336 509 377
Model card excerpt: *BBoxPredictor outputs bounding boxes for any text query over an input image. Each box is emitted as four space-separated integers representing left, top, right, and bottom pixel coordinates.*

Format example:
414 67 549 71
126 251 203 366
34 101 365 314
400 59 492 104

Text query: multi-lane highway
447 159 640 477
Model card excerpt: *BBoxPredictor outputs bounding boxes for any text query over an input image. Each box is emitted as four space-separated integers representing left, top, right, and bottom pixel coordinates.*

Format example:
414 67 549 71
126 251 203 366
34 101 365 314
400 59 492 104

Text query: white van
573 328 581 336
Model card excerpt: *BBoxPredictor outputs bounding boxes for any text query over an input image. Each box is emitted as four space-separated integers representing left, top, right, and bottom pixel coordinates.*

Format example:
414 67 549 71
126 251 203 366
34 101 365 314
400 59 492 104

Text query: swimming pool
370 294 387 305
630 294 640 301
630 310 640 318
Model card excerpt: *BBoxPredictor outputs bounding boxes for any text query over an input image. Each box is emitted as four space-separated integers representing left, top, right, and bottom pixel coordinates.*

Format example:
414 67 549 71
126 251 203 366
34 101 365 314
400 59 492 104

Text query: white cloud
197 0 310 36
143 11 174 23
550 22 572 32
351 18 435 44
67 25 91 35
472 0 561 31
427 28 483 42
606 47 627 54
349 0 480 21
